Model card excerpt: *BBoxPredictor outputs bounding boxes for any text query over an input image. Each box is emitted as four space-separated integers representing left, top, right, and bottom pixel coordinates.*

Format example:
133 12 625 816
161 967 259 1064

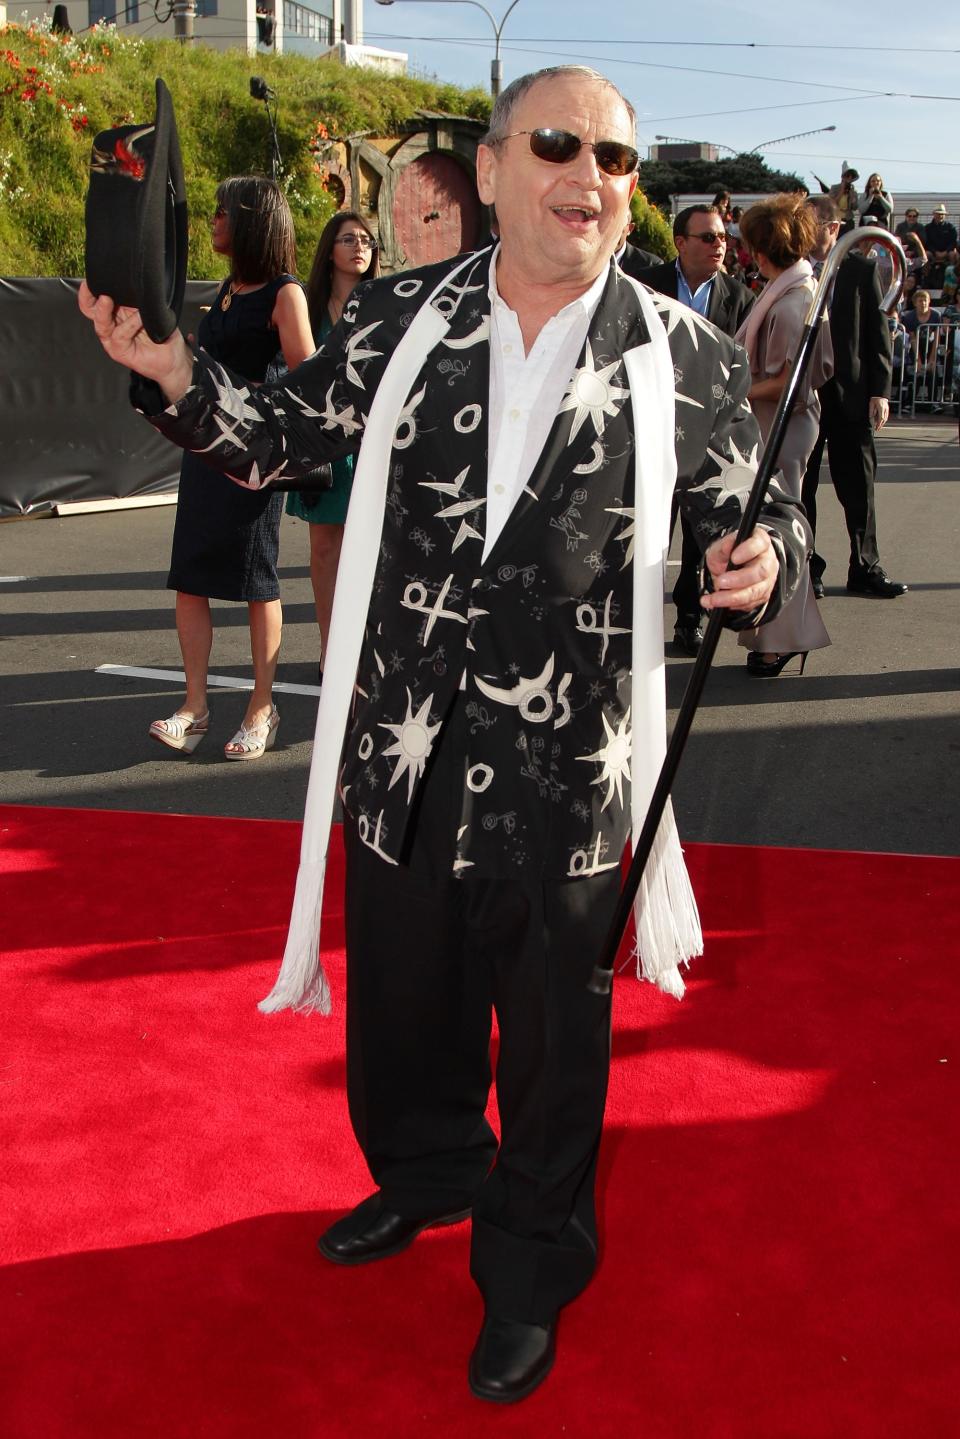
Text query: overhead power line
365 31 960 101
379 35 960 54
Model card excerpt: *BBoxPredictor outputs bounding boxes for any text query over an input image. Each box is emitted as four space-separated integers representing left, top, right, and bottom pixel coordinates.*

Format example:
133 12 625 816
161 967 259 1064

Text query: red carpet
1 803 957 1438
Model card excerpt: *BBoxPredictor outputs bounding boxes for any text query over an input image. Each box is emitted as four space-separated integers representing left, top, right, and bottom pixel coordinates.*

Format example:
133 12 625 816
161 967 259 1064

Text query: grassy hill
0 18 492 277
0 17 673 277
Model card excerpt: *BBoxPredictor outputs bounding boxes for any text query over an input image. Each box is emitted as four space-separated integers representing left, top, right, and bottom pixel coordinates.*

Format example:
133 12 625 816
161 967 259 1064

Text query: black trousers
342 701 620 1325
670 495 704 622
801 387 881 581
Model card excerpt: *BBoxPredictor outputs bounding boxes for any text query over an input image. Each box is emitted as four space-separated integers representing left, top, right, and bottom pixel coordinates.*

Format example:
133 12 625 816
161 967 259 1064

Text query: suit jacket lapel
406 250 493 551
664 263 680 300
708 272 730 330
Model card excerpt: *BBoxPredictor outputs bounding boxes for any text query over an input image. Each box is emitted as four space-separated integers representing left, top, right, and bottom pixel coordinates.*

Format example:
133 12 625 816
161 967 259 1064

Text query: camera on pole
249 76 281 181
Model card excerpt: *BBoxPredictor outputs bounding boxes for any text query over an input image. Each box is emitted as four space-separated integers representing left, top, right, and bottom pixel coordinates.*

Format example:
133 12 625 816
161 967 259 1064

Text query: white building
17 0 406 67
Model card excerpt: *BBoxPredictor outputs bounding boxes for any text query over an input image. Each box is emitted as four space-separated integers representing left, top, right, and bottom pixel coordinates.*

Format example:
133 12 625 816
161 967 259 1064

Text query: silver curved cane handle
805 225 907 327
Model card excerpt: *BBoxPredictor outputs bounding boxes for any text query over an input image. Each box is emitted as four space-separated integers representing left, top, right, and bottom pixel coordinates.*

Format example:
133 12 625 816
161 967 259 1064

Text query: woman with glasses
734 193 832 677
150 175 315 759
286 210 380 674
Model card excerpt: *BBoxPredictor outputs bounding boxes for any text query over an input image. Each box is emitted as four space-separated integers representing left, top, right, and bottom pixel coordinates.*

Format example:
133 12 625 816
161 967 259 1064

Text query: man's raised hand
78 281 194 404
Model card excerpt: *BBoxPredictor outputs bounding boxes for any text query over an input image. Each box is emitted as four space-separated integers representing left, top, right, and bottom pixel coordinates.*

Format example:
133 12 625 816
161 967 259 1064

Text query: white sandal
149 710 209 754
224 705 279 761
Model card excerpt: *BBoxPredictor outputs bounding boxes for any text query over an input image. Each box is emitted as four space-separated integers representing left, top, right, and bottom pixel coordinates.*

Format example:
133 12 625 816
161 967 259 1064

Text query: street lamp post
375 0 522 98
747 125 836 155
654 125 837 159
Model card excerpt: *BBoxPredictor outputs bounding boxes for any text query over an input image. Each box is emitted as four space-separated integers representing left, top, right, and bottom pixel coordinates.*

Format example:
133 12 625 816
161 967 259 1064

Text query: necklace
221 279 246 311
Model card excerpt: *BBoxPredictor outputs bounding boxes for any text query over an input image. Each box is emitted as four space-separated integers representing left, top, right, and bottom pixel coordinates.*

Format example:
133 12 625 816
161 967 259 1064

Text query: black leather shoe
846 567 907 598
468 1314 556 1404
673 619 704 656
811 576 825 599
317 1193 471 1267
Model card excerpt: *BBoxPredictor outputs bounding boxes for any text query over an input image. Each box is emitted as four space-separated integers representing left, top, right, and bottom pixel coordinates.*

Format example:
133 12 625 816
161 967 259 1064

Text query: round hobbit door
392 152 482 267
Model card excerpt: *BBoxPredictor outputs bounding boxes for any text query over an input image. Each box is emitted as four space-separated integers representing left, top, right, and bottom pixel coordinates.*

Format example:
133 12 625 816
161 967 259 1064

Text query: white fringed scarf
259 258 701 1015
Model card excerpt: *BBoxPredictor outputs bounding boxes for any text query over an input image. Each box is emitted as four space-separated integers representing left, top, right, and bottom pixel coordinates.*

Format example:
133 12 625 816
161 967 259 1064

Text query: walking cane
588 226 906 995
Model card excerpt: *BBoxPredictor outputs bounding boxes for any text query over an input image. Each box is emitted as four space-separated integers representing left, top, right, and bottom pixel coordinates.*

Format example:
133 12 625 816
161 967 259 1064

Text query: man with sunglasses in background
636 205 756 655
80 65 807 1405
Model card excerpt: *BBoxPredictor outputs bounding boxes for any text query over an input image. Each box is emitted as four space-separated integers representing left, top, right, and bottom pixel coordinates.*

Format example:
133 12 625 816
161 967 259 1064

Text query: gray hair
483 66 637 147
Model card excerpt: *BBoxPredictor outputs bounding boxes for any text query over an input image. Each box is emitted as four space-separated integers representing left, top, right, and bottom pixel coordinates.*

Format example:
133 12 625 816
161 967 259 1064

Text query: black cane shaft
586 607 725 992
588 390 801 996
587 229 905 995
587 325 823 996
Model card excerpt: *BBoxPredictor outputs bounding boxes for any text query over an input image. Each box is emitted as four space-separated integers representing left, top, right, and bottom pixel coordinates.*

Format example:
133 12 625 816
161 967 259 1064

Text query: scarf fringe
258 858 331 1015
632 797 703 1000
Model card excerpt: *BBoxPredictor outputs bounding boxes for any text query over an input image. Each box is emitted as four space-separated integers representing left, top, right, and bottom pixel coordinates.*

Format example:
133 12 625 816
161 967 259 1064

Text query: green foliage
630 188 675 260
638 153 807 211
0 18 492 278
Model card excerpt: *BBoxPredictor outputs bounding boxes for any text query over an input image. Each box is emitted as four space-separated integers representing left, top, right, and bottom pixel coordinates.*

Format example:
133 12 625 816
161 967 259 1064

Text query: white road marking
96 664 321 697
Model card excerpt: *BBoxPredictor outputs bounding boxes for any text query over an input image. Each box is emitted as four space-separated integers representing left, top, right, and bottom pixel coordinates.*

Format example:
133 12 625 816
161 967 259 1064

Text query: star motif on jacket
689 436 759 510
606 504 635 569
379 689 442 803
419 467 486 551
193 374 265 451
286 383 361 436
216 377 265 424
235 456 291 489
344 321 383 388
208 362 257 414
558 341 629 442
651 293 719 352
577 710 632 812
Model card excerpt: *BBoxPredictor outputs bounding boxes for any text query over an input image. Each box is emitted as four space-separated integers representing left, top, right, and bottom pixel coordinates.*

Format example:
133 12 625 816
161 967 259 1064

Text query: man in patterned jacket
81 65 808 1405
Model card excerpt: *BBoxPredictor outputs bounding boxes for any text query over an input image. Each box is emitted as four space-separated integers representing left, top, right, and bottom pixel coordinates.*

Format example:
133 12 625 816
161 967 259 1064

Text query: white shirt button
493 483 505 494
509 408 521 421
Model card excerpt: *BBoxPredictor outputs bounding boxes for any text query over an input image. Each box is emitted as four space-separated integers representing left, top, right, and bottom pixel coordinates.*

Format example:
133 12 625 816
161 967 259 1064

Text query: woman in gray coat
735 194 832 677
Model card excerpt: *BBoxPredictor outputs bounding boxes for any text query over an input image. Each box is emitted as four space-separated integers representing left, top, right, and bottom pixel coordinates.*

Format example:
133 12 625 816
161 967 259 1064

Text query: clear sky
363 0 959 203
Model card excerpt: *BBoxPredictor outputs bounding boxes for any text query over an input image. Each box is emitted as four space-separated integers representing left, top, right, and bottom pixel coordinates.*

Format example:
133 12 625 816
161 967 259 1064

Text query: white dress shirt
484 248 608 561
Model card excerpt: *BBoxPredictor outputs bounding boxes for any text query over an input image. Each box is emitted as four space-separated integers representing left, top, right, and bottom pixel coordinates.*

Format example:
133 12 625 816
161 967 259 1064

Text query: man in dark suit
636 204 755 652
802 195 906 598
616 218 664 277
81 66 805 1406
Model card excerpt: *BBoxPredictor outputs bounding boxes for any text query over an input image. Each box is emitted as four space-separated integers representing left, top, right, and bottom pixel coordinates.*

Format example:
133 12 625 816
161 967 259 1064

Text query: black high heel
745 650 808 678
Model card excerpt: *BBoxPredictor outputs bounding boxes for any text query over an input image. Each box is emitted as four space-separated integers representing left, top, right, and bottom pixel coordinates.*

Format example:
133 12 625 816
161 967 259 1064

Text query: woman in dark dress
150 176 314 760
285 210 379 671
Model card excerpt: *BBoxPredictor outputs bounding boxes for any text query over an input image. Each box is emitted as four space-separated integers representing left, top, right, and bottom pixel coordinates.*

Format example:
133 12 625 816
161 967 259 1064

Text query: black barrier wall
0 278 218 516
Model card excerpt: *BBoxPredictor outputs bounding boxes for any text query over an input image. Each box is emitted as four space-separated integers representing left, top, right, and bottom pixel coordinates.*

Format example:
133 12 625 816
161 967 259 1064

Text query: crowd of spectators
707 180 959 416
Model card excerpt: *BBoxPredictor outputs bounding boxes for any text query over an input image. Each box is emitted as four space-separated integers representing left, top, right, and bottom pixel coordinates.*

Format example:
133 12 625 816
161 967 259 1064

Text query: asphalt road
2 418 958 856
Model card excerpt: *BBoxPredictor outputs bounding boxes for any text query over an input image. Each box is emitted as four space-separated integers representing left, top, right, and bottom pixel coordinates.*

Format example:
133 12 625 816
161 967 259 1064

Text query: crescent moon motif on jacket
474 653 556 723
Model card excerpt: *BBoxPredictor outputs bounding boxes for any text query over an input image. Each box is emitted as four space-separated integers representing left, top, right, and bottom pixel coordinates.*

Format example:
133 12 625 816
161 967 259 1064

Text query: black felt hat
84 78 187 343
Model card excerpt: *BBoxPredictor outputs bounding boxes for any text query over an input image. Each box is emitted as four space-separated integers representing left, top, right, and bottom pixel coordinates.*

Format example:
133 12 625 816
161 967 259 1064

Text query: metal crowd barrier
891 317 960 416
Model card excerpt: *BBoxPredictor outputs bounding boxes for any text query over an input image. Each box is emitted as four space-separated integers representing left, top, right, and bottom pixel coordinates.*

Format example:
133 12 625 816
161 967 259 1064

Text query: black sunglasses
496 128 638 177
